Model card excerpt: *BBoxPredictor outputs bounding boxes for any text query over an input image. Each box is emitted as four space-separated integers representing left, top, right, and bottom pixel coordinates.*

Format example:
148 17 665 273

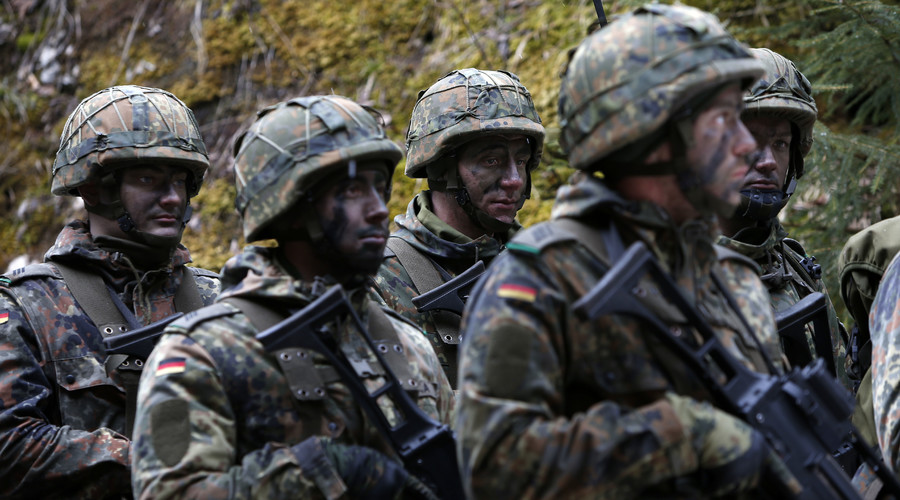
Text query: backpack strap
386 237 462 346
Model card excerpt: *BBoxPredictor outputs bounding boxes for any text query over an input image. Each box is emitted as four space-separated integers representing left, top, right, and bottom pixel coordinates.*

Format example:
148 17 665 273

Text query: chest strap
224 296 427 403
53 261 204 437
386 237 461 347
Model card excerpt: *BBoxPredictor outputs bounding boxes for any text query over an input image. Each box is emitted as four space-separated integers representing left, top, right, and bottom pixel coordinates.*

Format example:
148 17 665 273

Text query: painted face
740 115 792 192
313 161 390 276
456 134 531 224
118 164 190 241
685 83 758 215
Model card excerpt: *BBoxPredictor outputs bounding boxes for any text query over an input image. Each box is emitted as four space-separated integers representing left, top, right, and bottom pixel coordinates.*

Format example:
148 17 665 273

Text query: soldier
0 85 220 499
717 48 851 388
131 95 454 499
456 4 799 498
370 68 545 388
868 226 900 465
839 215 900 494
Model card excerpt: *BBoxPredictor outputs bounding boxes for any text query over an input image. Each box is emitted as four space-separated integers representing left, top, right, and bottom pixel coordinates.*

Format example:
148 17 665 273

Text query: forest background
1 0 899 323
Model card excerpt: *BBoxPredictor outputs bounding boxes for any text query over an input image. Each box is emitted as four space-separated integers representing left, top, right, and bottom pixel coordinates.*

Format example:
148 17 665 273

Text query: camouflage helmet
52 85 208 197
733 49 817 222
558 3 765 172
405 68 544 181
744 48 817 177
233 95 403 242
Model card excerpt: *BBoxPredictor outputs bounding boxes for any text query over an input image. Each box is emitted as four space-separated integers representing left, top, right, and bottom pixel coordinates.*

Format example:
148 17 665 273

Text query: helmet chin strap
85 172 187 250
449 170 531 236
735 167 797 222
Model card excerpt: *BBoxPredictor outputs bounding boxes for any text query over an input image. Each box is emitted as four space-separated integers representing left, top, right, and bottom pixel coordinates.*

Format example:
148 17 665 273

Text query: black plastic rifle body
103 312 185 360
572 241 900 499
412 260 485 316
775 292 836 376
256 286 464 500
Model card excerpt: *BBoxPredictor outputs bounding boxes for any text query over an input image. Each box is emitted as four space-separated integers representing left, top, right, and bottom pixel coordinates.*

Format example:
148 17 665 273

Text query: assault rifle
775 280 837 376
103 312 185 362
255 285 464 500
412 260 485 316
572 240 900 499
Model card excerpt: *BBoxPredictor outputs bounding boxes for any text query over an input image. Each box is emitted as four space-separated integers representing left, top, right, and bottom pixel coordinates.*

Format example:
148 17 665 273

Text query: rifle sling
386 237 461 382
225 296 425 402
520 217 774 382
54 261 203 437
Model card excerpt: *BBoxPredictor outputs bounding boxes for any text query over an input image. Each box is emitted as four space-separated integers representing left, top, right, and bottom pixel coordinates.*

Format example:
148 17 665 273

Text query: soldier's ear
77 182 101 207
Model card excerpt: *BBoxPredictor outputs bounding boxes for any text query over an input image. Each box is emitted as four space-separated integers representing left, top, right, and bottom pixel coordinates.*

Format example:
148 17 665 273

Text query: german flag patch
156 358 186 376
0 312 8 325
497 283 537 303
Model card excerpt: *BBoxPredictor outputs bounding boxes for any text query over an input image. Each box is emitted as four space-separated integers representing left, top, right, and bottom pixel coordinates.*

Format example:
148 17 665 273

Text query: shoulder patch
714 244 762 274
1 263 60 286
188 266 221 279
171 302 237 331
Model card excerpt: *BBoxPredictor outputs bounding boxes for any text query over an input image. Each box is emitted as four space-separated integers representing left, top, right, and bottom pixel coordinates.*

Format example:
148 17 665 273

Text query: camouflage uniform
717 47 850 389
371 191 518 385
132 95 455 499
456 4 793 499
131 245 453 499
870 250 900 471
371 69 544 388
0 222 219 499
456 176 786 499
717 221 850 387
0 85 218 499
839 216 900 494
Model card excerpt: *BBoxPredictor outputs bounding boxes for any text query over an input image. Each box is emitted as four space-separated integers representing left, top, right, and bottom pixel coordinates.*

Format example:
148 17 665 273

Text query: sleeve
0 291 131 499
131 329 346 500
870 253 900 470
455 252 707 500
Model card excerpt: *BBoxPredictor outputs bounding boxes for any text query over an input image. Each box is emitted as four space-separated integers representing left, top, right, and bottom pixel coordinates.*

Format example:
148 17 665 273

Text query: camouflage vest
174 297 434 404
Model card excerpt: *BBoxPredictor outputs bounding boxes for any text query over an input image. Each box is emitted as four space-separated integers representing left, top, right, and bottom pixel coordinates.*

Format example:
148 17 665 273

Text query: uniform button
65 374 76 384
328 422 338 433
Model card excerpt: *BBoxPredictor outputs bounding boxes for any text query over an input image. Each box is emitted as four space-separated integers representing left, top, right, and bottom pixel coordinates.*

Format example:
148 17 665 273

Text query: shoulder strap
54 261 132 337
221 297 285 331
386 237 444 295
2 263 58 284
174 269 205 314
386 237 461 347
173 302 237 331
512 217 620 265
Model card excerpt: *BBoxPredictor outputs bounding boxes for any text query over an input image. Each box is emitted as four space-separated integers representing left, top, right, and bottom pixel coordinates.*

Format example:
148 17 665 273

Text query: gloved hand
292 436 438 500
666 393 801 497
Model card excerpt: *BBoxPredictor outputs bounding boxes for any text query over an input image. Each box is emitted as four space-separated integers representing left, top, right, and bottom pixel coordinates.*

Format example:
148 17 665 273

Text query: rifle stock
412 260 485 316
572 241 899 500
103 312 185 361
256 285 464 500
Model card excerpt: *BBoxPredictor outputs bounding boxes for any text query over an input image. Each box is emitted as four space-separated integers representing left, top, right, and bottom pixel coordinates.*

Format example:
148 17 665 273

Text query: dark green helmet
558 3 764 173
233 95 403 242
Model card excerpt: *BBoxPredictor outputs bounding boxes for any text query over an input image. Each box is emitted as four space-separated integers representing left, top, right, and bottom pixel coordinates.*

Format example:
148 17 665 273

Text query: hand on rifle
292 436 439 500
666 393 802 497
